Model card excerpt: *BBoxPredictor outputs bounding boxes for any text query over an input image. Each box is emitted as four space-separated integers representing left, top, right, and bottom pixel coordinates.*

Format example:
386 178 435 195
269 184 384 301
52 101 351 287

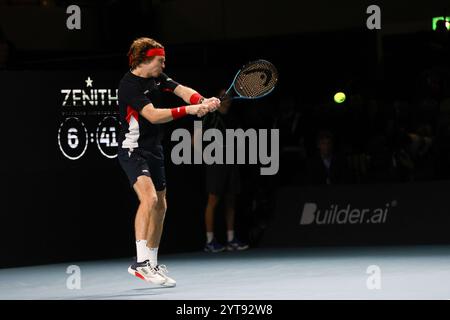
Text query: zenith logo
61 77 118 107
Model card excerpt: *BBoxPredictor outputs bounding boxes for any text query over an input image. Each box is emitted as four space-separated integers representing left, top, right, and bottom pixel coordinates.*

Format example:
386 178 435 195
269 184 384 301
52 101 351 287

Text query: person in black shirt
118 37 220 286
199 89 249 253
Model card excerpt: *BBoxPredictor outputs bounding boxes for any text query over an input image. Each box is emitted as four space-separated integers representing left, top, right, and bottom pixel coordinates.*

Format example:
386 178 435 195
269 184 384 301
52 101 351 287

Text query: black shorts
205 164 241 196
118 146 166 191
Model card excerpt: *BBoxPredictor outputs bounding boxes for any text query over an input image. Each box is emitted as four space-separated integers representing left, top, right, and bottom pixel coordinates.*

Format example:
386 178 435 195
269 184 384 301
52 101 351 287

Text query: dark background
1 0 450 267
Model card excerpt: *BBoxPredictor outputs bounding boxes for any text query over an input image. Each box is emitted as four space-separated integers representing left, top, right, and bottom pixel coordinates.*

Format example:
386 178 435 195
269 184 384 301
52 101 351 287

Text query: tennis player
117 37 220 286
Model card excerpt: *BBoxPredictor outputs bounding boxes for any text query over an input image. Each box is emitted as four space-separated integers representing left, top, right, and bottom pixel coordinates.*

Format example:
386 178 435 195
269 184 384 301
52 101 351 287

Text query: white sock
206 232 214 243
136 240 150 263
227 230 235 242
148 247 158 268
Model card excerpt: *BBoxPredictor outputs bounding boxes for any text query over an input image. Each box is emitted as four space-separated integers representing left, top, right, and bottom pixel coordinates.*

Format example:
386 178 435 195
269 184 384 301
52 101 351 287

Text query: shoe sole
128 267 146 281
227 246 249 251
128 267 165 285
204 248 225 253
161 281 177 287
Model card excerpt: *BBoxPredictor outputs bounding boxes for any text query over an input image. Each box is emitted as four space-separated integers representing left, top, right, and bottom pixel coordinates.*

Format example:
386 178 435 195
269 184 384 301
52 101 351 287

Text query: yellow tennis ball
334 92 346 103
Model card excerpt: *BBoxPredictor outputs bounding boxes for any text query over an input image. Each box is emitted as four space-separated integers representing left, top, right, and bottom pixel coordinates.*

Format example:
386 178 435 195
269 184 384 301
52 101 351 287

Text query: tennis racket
220 60 278 101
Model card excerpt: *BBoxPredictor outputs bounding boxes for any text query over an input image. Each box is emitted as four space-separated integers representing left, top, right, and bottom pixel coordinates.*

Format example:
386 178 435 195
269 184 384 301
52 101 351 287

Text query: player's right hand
186 104 209 117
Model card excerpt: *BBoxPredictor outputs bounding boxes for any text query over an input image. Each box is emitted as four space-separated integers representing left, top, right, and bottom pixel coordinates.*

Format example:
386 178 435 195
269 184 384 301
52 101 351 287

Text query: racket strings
234 61 278 98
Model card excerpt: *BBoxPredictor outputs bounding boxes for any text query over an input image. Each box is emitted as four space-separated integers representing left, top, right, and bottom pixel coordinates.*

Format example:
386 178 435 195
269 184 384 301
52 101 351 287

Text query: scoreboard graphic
57 76 121 160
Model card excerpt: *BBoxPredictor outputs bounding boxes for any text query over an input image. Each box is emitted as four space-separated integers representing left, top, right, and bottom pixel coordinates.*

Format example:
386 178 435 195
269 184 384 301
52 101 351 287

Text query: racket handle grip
219 94 231 102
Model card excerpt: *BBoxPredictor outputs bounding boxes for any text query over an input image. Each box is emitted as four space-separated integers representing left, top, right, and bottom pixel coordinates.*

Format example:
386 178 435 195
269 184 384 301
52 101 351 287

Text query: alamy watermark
170 121 279 175
366 5 381 30
366 265 382 290
66 5 81 30
66 265 81 290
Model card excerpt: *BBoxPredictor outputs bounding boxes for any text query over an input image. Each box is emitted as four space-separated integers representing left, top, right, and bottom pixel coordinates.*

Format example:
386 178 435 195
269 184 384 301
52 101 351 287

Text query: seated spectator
392 126 434 182
305 130 349 185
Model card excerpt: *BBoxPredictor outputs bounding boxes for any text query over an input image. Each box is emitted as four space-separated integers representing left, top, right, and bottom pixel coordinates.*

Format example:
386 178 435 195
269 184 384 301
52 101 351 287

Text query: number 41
100 127 118 147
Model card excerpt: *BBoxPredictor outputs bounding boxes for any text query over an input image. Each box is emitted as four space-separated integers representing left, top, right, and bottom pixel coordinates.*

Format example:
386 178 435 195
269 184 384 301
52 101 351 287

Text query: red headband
146 48 165 57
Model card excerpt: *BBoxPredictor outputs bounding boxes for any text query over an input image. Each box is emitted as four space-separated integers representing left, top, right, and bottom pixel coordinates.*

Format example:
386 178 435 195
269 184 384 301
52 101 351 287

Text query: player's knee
141 193 158 210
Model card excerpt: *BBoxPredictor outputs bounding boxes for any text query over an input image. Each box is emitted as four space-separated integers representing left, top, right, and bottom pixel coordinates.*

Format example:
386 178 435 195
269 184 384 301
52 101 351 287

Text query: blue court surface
1 245 449 300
